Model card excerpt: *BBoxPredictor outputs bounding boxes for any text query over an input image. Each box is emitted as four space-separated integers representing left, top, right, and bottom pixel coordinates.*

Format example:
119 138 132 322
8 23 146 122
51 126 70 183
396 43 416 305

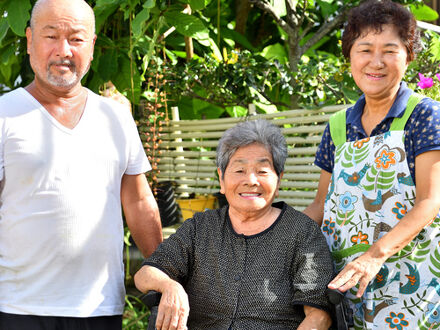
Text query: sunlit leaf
0 19 9 46
410 4 439 22
164 11 209 42
261 43 288 64
7 0 31 37
132 8 150 38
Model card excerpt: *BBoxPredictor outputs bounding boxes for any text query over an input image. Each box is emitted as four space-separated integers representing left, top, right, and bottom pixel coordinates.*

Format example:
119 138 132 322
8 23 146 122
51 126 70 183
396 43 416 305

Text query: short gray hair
216 119 287 178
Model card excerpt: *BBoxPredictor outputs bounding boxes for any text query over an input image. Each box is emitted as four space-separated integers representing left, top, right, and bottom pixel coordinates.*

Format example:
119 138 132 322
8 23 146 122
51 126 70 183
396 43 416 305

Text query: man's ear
26 27 32 55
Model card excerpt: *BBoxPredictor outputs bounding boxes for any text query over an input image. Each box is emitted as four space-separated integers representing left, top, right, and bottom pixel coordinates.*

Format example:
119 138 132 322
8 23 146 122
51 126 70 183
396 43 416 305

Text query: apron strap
329 108 347 147
389 93 425 131
329 93 424 146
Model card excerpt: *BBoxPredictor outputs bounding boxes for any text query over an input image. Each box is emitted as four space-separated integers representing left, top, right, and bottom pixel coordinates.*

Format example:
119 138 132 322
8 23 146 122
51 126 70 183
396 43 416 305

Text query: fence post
248 103 256 115
171 107 188 197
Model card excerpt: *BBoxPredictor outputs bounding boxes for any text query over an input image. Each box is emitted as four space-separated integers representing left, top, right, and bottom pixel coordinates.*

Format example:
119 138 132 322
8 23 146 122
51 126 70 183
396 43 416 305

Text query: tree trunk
235 0 252 46
287 35 301 108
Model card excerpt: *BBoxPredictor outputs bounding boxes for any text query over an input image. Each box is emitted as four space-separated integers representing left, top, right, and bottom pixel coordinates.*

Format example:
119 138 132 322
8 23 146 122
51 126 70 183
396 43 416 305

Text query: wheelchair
141 288 353 330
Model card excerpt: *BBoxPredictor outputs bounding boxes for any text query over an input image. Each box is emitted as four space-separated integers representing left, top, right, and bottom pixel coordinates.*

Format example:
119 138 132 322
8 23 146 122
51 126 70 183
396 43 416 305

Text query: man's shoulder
0 88 35 116
87 89 132 115
0 88 27 104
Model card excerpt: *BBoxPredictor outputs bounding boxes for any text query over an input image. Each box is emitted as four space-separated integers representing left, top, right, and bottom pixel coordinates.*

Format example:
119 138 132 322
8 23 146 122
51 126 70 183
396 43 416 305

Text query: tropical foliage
1 0 439 117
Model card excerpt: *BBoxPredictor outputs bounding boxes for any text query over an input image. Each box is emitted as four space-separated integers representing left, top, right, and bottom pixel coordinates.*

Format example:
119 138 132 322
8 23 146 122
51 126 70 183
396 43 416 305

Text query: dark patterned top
144 202 334 330
315 82 440 183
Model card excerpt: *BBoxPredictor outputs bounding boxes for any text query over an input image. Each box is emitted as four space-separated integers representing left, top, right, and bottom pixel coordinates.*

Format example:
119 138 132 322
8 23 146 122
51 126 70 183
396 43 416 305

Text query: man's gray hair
216 119 287 178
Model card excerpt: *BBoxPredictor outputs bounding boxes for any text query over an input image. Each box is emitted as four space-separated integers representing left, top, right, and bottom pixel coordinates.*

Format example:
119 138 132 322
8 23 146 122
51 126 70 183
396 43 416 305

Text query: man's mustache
48 60 76 70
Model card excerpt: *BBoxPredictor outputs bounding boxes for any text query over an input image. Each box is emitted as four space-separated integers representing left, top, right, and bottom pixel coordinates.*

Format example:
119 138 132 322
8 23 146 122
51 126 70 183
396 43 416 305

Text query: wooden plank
151 104 347 129
159 124 327 141
159 135 322 148
157 157 317 166
155 147 318 158
159 114 334 133
172 186 317 199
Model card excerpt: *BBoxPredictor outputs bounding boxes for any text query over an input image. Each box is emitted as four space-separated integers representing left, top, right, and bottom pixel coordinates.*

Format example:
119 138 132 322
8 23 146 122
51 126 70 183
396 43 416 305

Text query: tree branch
299 22 314 41
299 7 350 56
285 0 299 27
297 0 308 30
248 0 296 36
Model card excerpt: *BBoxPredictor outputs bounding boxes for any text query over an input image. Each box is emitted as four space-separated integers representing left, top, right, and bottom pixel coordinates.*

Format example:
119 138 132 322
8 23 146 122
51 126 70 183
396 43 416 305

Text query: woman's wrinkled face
349 24 408 100
218 143 281 217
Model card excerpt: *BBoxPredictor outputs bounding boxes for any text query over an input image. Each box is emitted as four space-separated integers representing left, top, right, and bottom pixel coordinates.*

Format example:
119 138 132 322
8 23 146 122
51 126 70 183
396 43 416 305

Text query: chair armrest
326 288 353 330
140 291 162 330
141 290 162 308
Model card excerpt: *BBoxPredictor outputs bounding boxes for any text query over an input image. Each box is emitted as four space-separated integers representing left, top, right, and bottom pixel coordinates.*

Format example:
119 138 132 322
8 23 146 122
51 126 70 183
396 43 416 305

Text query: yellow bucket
177 196 217 220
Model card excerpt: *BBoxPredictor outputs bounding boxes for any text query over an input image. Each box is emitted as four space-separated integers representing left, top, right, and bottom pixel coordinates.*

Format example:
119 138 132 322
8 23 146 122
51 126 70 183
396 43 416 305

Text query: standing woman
304 0 440 328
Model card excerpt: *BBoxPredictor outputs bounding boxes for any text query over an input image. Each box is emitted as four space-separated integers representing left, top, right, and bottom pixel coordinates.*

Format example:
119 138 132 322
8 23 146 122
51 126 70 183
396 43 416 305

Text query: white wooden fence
139 104 350 210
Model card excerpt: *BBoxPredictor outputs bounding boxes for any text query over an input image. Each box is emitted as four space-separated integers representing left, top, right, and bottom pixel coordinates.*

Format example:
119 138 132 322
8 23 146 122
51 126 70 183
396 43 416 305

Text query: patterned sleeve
314 123 335 174
410 98 440 156
143 217 196 283
291 215 334 311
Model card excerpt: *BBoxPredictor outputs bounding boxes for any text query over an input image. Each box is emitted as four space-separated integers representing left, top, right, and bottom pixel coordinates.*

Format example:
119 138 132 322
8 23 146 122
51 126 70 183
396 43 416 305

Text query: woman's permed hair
216 119 287 178
342 0 421 61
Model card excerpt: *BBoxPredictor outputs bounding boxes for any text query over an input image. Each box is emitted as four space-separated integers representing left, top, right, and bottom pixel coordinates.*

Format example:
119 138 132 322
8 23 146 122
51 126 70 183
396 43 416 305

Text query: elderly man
0 0 162 329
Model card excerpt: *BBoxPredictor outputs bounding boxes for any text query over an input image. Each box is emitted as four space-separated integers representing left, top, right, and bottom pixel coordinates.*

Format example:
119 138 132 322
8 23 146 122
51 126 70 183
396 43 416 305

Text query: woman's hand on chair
155 280 190 330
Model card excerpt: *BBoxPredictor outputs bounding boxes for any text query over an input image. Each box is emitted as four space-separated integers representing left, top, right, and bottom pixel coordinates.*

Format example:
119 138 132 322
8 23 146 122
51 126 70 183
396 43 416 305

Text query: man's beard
46 60 89 89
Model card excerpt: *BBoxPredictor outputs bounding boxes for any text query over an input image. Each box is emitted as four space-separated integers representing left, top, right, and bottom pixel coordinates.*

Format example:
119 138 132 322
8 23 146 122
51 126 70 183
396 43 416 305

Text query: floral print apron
322 94 440 329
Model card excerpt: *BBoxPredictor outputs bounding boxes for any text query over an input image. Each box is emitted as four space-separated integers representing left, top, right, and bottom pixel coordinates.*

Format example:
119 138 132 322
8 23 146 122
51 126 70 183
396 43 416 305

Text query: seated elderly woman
134 119 334 330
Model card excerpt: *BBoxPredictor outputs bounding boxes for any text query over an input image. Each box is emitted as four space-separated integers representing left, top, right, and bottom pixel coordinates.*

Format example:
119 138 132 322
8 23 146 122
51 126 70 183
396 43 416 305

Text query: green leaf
271 0 286 17
164 11 209 41
410 4 439 22
0 62 11 81
7 0 31 37
192 98 224 119
164 48 178 65
132 8 150 38
317 0 336 18
225 105 247 117
94 0 121 34
112 54 141 105
221 28 256 52
188 0 209 11
98 49 118 81
261 43 288 65
207 38 222 61
143 0 155 9
428 34 440 62
0 19 9 46
342 86 359 103
1 44 15 64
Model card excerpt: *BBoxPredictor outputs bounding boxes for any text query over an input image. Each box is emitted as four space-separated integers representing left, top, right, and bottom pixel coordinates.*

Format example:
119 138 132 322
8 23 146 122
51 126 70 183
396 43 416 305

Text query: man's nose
56 39 73 58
